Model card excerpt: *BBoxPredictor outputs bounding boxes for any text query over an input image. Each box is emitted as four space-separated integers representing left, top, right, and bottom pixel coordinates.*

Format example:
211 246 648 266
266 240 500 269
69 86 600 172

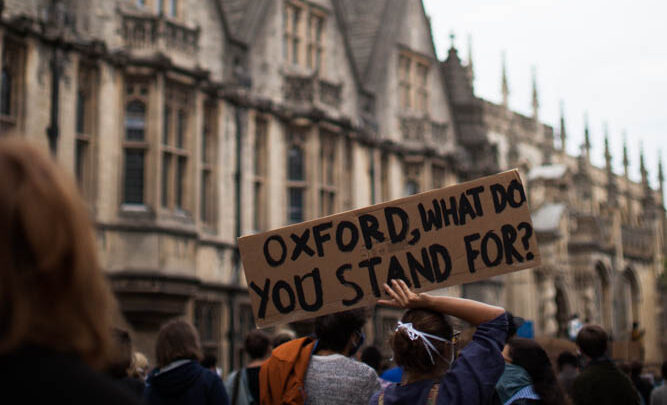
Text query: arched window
287 141 306 224
122 82 149 205
0 67 12 117
404 179 419 196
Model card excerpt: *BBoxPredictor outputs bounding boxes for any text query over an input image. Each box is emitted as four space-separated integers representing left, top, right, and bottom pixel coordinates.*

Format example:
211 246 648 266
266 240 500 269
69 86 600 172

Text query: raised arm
378 279 505 325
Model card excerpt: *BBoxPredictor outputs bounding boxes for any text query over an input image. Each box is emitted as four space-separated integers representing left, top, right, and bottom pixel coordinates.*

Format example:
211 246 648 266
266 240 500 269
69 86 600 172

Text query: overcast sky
423 0 666 188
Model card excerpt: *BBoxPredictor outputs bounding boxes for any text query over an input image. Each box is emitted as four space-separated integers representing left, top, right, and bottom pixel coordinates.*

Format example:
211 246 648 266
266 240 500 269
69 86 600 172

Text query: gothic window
253 117 268 232
123 79 150 205
194 301 220 360
432 163 446 189
235 304 255 368
404 162 422 196
380 153 389 202
398 51 430 113
75 64 97 202
0 38 24 134
200 101 217 227
307 12 325 72
319 133 337 217
287 133 307 224
284 1 326 73
162 83 191 213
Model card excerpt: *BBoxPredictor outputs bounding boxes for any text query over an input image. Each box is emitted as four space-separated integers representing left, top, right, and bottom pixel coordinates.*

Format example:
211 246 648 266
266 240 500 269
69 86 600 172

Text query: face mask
348 329 365 357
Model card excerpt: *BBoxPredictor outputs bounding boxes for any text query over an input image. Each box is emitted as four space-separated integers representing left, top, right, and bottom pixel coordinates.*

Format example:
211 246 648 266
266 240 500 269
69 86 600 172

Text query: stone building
0 0 663 371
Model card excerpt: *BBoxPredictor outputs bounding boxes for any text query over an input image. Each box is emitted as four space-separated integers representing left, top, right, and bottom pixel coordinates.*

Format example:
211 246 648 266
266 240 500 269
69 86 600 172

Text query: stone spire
531 66 539 120
640 142 649 188
466 34 474 86
559 101 566 152
501 52 509 108
604 123 612 170
623 133 630 178
583 112 591 161
658 151 664 204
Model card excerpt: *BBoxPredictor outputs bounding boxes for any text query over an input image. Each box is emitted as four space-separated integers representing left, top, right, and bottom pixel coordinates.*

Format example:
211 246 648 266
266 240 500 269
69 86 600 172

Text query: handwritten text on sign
238 170 541 328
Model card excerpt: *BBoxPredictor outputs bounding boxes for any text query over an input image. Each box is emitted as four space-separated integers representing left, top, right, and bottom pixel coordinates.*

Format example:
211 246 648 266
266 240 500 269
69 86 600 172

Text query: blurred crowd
1 137 666 405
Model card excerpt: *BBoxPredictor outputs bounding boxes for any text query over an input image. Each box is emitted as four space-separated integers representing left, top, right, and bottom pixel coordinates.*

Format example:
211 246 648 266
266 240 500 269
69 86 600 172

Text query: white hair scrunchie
395 321 453 365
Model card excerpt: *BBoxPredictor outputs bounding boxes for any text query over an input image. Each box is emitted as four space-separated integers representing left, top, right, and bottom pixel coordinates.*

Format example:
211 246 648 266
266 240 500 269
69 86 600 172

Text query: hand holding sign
238 170 541 328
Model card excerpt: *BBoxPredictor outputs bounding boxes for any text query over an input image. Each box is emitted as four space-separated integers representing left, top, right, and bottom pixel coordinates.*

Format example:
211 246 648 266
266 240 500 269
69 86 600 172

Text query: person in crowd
631 361 654 405
129 352 150 381
370 279 507 405
631 322 646 361
144 319 229 405
225 330 271 405
571 325 639 405
260 308 379 405
650 361 667 405
201 354 220 376
361 345 392 388
108 328 145 399
556 351 579 400
499 338 567 404
0 138 141 404
271 329 296 349
568 314 583 341
491 311 527 404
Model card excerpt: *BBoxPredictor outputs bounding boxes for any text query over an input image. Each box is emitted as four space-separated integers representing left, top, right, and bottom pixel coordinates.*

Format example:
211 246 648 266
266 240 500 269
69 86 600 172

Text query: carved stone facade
1 0 663 372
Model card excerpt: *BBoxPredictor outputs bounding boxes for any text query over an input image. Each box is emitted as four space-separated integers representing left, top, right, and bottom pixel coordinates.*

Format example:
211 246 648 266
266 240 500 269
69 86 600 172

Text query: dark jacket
0 346 142 405
571 357 639 405
145 359 229 405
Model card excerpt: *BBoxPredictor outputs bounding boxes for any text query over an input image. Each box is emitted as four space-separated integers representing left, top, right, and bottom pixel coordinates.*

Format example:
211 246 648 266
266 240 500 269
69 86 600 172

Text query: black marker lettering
481 230 503 267
418 200 443 232
294 268 323 312
464 233 481 273
336 264 364 306
312 222 333 257
272 280 296 314
290 229 315 261
429 243 452 282
359 257 382 297
407 248 434 288
384 207 409 243
263 235 287 267
249 279 271 319
359 214 385 249
501 224 524 264
335 221 359 252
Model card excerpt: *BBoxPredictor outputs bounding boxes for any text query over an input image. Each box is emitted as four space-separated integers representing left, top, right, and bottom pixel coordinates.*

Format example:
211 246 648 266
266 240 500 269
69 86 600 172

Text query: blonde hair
0 138 116 369
129 351 149 379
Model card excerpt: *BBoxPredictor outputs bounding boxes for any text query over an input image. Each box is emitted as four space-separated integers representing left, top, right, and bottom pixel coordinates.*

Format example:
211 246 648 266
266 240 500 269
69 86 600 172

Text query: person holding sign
370 279 508 405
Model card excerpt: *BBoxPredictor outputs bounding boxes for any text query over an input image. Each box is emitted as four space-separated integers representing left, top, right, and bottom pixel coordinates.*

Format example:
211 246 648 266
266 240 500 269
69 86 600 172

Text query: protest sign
238 169 541 328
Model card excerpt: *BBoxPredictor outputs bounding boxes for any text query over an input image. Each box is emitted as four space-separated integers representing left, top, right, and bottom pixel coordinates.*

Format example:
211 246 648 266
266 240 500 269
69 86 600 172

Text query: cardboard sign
238 170 541 328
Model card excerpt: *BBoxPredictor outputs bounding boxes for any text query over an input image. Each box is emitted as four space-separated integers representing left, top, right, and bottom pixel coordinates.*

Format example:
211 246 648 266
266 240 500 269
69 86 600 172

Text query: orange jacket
259 337 316 405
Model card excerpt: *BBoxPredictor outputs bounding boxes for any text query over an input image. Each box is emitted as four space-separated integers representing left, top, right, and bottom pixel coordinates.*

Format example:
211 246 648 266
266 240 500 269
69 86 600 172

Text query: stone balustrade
121 13 199 56
282 74 343 109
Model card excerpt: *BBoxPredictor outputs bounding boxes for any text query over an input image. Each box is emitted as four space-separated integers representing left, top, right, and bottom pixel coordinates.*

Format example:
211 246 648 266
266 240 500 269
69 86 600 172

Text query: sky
423 0 666 188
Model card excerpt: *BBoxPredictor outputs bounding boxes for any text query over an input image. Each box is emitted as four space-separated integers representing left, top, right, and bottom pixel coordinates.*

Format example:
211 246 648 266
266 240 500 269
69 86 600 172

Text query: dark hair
108 328 132 378
361 345 383 372
630 361 643 378
0 138 116 370
155 320 202 368
244 330 270 360
557 351 579 371
272 330 295 348
200 354 216 369
661 360 667 379
314 308 367 353
509 338 566 405
391 309 453 376
576 325 608 358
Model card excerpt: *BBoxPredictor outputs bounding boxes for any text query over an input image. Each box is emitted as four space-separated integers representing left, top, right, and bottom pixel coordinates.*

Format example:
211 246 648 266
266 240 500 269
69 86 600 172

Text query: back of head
155 320 202 368
272 329 296 348
575 325 608 359
314 308 367 353
557 351 579 372
509 338 565 405
0 138 115 370
108 328 133 378
200 354 217 370
630 361 643 378
360 345 382 372
391 309 453 376
129 352 149 379
244 329 270 360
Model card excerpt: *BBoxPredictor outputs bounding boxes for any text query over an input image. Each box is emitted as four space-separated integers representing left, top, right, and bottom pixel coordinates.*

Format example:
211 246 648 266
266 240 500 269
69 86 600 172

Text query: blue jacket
145 360 230 405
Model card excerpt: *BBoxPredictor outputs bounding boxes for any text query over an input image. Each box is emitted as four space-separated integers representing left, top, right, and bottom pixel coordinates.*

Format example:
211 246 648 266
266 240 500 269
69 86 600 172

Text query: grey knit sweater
304 354 381 405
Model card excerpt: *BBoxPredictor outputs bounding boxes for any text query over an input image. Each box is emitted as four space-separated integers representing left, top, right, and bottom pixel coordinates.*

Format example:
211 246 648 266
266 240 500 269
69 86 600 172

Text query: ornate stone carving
121 13 199 56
